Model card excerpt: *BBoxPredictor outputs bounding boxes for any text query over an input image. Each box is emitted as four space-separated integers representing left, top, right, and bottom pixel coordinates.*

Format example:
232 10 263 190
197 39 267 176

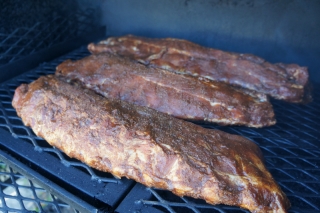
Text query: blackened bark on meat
12 75 290 212
56 53 275 127
88 35 311 103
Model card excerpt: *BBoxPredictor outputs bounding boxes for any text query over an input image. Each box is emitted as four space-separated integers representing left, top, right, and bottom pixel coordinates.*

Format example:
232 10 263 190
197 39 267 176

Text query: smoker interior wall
100 0 320 83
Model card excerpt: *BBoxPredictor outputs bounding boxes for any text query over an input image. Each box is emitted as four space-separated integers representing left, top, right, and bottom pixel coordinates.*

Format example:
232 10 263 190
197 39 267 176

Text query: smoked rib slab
12 75 290 212
56 53 275 127
88 35 311 103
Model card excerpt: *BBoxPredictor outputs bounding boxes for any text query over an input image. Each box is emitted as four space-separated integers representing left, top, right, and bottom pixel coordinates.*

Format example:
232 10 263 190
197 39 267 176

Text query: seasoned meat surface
88 35 311 103
56 53 275 127
12 75 290 212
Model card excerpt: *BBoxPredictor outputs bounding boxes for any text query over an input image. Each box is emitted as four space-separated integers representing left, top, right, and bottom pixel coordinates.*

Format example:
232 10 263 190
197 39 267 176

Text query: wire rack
0 46 319 212
0 161 78 213
0 0 99 65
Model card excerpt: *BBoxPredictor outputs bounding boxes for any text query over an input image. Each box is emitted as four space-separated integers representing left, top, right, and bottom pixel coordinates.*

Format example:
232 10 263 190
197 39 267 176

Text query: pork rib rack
88 35 311 103
56 53 275 127
12 75 290 212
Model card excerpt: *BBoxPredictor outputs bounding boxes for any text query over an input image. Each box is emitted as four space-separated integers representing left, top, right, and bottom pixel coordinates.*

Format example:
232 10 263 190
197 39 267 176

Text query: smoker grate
0 161 78 213
0 46 319 212
0 0 99 65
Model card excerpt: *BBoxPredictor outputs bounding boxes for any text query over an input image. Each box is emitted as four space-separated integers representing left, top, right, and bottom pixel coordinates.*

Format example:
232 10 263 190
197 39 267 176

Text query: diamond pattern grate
143 188 243 213
0 1 98 65
0 46 319 212
0 161 78 213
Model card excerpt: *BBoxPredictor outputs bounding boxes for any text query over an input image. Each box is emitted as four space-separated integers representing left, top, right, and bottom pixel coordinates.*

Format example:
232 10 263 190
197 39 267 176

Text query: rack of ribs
88 35 311 103
12 75 290 212
56 53 275 127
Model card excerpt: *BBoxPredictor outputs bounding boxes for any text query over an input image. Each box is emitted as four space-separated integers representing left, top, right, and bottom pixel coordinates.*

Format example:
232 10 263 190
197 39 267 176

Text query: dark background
99 0 320 83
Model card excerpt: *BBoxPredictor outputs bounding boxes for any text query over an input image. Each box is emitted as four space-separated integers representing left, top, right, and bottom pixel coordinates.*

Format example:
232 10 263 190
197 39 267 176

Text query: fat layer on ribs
56 53 275 127
12 75 290 213
88 35 311 103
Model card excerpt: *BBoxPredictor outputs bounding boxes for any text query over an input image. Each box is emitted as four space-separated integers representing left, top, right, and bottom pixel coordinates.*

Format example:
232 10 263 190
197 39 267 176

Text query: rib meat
88 35 311 103
12 75 290 212
56 53 275 127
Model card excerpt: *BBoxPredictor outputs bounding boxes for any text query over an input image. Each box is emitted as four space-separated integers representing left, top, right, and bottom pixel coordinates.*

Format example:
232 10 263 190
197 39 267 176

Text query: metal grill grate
0 161 78 213
0 46 319 212
0 1 99 65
